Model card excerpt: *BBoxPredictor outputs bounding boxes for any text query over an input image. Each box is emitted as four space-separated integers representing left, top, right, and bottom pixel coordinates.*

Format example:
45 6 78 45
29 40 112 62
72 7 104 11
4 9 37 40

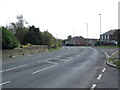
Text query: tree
2 26 19 49
16 15 24 28
15 27 29 44
42 31 55 48
24 26 43 45
55 39 62 48
67 35 72 40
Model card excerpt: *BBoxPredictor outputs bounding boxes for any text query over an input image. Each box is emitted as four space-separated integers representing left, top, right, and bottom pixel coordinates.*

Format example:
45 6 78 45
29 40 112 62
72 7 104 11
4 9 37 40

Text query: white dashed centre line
102 68 106 73
91 84 97 90
97 74 102 80
0 81 11 86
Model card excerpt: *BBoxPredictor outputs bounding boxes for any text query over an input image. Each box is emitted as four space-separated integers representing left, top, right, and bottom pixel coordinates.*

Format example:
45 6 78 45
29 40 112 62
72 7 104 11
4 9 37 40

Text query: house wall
75 37 87 46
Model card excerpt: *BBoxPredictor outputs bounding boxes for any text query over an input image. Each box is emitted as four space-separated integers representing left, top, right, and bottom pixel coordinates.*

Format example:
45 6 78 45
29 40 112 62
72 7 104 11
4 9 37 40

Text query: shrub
2 26 19 49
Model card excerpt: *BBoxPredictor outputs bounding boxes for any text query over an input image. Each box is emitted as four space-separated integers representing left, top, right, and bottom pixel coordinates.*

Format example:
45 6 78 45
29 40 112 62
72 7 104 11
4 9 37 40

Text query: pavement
106 50 120 69
1 46 119 89
92 47 119 89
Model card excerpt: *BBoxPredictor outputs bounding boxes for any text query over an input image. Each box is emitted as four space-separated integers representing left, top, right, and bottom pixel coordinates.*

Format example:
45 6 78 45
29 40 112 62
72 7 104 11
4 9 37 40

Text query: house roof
101 30 115 35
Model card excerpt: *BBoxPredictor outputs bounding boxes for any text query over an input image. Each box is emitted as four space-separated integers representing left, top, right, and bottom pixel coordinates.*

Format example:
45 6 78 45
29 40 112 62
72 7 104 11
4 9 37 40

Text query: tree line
1 15 62 49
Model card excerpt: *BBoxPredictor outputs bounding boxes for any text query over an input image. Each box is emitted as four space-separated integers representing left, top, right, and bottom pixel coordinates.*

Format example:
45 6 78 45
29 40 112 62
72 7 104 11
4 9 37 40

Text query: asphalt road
1 46 108 88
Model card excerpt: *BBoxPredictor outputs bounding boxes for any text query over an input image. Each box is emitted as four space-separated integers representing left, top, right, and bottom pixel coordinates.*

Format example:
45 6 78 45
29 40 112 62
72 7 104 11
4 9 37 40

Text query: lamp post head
98 14 101 15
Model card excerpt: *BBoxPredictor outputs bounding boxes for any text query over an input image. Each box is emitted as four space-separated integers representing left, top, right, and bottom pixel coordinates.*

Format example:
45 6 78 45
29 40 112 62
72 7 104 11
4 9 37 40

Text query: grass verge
48 47 61 51
107 58 120 61
107 57 120 67
96 45 119 48
113 61 120 66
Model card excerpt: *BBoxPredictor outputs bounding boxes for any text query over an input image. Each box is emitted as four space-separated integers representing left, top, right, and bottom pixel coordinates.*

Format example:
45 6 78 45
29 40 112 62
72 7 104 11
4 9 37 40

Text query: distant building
65 36 88 46
100 30 117 44
85 38 99 45
75 36 87 46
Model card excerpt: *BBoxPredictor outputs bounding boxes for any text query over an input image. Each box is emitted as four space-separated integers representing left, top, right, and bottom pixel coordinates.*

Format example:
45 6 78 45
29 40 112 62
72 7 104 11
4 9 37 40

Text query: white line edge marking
0 64 28 73
32 64 57 74
97 74 102 80
0 81 11 86
102 68 106 72
91 84 97 90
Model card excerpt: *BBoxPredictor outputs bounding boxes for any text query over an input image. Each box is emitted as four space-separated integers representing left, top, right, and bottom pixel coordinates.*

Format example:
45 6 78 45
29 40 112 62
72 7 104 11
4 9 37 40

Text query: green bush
2 26 19 49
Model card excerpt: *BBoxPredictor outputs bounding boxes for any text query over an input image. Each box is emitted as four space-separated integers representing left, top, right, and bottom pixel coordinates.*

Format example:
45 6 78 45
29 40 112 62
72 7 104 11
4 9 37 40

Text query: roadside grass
113 60 120 66
107 57 120 67
95 45 119 48
48 47 61 51
107 58 120 61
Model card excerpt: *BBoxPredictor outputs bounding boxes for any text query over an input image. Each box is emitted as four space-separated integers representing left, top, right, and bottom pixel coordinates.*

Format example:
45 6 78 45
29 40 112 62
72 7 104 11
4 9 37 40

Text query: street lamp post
86 23 88 46
98 14 101 46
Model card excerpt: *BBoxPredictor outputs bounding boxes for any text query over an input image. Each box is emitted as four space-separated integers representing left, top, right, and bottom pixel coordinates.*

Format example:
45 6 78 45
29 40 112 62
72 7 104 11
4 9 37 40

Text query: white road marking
44 60 58 65
57 57 72 62
57 59 66 61
78 48 88 56
57 56 61 58
91 84 97 90
0 81 11 86
102 68 106 73
65 58 73 62
0 64 28 73
32 64 57 74
97 74 102 80
37 61 41 63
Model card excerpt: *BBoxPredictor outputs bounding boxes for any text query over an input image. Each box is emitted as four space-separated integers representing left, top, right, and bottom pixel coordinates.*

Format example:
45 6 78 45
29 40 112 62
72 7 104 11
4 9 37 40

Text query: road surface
1 46 111 88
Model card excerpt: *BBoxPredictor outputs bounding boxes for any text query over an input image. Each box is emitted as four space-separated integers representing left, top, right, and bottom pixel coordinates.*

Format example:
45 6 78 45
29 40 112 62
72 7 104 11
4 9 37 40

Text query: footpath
93 47 119 89
97 47 120 69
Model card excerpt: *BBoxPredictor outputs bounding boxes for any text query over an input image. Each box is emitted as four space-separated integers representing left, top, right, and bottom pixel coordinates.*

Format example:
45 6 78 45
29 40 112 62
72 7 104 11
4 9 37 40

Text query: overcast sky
0 0 119 39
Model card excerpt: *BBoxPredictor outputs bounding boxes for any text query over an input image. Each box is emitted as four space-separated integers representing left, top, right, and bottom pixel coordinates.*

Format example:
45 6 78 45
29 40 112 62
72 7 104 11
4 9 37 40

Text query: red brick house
75 36 87 46
65 36 88 46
